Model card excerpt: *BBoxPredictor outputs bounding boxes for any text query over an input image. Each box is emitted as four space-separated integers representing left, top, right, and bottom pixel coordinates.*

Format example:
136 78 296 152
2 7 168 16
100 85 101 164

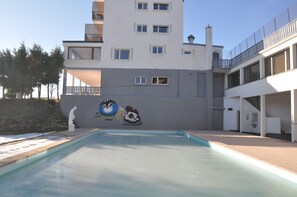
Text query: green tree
28 44 49 99
49 47 64 100
0 49 13 99
7 43 32 98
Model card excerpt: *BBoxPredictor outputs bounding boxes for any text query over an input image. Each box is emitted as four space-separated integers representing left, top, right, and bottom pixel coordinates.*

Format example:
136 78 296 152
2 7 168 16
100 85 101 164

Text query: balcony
212 59 232 73
85 24 103 42
264 19 297 49
64 69 101 95
63 41 103 68
92 1 104 24
66 86 101 95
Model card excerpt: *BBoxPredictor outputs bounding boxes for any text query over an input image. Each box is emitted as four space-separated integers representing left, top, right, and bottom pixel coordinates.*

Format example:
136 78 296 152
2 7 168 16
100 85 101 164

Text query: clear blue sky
0 0 296 54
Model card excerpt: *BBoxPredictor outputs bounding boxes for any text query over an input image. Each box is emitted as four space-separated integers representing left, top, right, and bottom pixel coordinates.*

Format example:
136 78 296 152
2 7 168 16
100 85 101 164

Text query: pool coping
185 130 297 185
0 129 97 169
1 129 297 185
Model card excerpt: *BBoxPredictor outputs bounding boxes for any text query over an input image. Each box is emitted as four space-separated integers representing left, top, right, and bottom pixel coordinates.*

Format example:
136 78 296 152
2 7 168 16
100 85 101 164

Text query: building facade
223 3 297 142
61 0 226 130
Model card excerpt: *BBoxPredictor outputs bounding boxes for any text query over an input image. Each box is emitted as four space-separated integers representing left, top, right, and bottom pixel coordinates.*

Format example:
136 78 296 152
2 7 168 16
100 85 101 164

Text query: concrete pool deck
187 130 297 176
1 129 297 177
0 129 97 168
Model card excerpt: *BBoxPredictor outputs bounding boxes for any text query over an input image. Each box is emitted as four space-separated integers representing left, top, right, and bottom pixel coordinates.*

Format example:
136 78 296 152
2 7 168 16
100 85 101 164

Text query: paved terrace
0 129 97 168
188 130 297 175
0 129 297 177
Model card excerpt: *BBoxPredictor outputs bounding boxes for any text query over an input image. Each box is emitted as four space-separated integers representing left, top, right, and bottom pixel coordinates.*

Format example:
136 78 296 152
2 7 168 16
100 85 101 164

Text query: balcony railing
85 24 103 41
92 1 104 22
66 86 101 95
213 59 232 69
230 41 264 67
225 2 297 68
264 19 297 49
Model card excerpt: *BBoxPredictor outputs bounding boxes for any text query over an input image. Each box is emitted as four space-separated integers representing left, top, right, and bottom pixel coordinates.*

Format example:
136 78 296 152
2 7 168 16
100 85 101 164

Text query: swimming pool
0 130 297 196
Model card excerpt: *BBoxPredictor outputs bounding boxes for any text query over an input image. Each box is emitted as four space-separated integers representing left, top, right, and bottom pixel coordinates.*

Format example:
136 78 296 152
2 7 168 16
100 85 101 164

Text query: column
206 70 213 130
260 94 266 137
62 68 67 95
240 68 244 85
291 89 297 142
240 97 244 133
290 44 296 70
259 58 265 79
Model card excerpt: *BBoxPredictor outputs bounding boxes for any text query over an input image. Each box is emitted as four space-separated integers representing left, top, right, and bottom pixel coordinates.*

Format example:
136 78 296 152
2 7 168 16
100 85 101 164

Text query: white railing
264 19 297 49
66 86 101 95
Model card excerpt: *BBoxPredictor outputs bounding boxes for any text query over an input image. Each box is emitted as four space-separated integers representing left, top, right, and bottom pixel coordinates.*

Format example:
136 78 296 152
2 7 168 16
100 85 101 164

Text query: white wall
98 0 221 71
223 97 240 131
101 0 183 69
266 92 291 133
241 99 260 133
225 69 297 98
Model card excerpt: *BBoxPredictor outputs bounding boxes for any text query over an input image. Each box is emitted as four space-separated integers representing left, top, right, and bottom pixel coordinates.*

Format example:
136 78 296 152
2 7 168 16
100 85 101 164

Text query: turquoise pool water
0 130 297 197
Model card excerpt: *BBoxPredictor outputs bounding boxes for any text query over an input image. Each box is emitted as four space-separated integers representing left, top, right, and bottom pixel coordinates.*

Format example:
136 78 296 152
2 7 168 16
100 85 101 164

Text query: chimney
205 25 213 70
188 34 195 44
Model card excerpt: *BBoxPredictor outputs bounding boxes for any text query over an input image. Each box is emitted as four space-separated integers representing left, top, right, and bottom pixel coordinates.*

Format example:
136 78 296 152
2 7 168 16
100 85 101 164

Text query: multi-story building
61 0 226 130
223 2 297 142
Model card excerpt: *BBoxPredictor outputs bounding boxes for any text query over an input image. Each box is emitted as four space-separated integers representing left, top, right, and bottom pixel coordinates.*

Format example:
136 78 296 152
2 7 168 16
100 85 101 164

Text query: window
264 49 290 77
152 46 163 54
137 2 148 10
244 62 260 84
152 76 169 85
135 76 147 85
153 3 169 10
153 25 169 33
68 47 101 60
228 71 240 88
114 49 130 60
137 25 147 33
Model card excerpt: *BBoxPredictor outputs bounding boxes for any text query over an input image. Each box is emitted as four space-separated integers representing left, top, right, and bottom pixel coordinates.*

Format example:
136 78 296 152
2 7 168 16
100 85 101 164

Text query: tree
6 43 32 98
28 44 50 99
0 50 13 99
1 44 64 100
49 47 64 100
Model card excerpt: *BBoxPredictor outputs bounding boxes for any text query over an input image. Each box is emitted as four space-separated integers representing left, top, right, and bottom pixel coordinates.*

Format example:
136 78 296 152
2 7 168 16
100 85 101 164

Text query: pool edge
183 131 297 185
0 129 98 176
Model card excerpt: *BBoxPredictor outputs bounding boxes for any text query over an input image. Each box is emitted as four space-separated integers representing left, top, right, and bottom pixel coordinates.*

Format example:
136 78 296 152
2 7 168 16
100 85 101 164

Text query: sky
0 0 297 54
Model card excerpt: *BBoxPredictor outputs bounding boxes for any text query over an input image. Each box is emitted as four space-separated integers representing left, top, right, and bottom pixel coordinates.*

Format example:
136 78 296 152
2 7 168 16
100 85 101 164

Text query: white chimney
188 34 195 44
205 25 213 70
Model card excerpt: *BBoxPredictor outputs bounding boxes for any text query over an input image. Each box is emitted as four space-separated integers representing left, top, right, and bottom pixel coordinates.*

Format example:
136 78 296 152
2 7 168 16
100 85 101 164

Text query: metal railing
225 2 297 68
230 41 264 67
213 59 232 69
228 2 297 59
66 86 101 95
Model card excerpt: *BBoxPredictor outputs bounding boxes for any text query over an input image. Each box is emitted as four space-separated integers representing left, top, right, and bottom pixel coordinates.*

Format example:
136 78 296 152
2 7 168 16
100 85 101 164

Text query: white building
61 0 226 130
223 2 297 142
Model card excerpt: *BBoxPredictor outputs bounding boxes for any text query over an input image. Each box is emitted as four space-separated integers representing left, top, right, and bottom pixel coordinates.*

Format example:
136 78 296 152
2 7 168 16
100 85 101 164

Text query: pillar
240 68 244 85
259 58 265 79
206 70 213 130
291 89 297 142
260 94 266 137
290 44 296 70
62 68 67 95
240 97 244 133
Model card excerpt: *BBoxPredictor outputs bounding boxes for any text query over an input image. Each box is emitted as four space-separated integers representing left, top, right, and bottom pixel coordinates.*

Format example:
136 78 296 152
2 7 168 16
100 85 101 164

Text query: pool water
0 130 297 197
